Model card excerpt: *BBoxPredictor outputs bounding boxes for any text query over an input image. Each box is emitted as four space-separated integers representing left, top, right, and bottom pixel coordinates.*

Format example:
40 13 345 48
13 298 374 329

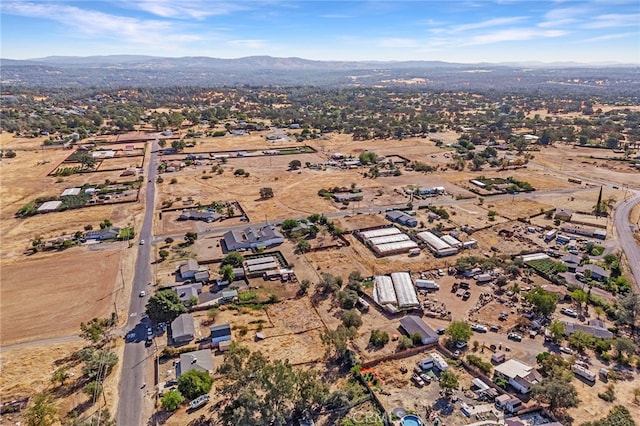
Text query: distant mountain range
4 55 637 69
1 55 638 91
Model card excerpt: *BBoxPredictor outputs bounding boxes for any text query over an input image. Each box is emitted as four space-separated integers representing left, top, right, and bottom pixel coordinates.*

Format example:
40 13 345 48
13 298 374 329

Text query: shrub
369 330 389 348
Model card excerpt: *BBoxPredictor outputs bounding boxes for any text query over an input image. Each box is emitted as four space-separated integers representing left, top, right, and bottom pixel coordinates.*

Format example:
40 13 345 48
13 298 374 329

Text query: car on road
471 324 488 333
435 328 446 335
144 338 153 347
508 332 522 341
139 239 145 245
147 327 153 337
139 290 146 297
560 307 578 318
559 346 574 354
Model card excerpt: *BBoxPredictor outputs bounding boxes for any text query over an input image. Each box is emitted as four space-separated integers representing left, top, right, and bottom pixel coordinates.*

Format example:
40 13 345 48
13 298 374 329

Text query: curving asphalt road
614 190 640 293
117 141 158 426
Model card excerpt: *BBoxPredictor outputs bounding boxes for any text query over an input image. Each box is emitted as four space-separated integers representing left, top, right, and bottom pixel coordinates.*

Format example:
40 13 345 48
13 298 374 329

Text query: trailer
416 279 440 290
544 229 558 242
572 364 596 382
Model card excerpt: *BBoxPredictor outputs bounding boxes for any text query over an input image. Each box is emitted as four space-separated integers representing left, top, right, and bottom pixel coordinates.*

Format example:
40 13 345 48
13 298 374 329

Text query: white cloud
450 17 527 32
127 1 245 20
544 6 591 21
1 1 202 46
229 39 267 49
581 31 638 42
583 13 640 28
538 18 578 28
467 28 567 45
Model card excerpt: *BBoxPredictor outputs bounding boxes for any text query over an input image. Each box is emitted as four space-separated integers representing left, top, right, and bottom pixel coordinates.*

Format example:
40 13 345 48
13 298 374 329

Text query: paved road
614 190 640 292
117 141 158 426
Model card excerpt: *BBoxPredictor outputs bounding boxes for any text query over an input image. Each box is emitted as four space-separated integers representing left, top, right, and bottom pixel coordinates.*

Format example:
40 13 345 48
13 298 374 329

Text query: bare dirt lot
0 249 122 345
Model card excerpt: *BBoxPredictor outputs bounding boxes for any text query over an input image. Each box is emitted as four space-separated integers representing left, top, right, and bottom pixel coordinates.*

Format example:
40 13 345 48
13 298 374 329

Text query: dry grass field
0 248 123 345
0 340 86 398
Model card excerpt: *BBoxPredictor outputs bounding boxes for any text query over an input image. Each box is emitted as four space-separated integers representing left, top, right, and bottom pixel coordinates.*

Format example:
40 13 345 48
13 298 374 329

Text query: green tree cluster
217 343 328 425
145 289 188 323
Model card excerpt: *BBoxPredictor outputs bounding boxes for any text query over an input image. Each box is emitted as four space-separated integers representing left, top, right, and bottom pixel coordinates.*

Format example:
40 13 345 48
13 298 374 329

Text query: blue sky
1 1 639 63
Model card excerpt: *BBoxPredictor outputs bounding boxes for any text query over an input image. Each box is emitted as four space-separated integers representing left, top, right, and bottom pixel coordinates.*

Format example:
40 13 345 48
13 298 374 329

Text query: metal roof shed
360 227 401 239
391 272 419 308
373 275 397 305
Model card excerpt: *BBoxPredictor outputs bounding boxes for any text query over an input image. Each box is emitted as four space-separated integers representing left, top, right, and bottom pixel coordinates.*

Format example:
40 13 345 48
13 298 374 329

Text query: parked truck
415 279 440 291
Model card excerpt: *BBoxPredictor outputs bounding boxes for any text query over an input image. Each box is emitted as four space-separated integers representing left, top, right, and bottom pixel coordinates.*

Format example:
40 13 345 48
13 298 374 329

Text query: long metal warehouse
417 231 451 252
360 227 401 239
245 256 276 266
441 235 462 248
369 234 411 245
375 240 419 254
247 261 278 272
373 275 397 306
391 272 420 308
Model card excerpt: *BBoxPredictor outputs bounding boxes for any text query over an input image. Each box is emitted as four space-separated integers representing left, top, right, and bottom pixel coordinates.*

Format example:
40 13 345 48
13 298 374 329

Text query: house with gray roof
562 254 581 272
223 225 284 251
171 313 196 345
576 264 610 282
175 283 202 304
210 323 232 346
399 316 439 345
85 226 121 241
179 259 199 280
179 210 223 223
177 349 213 377
563 319 613 339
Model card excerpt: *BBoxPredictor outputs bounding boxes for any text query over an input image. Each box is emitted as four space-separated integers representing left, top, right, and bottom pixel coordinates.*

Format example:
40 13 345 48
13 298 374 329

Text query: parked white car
561 307 578 318
560 346 574 354
472 324 488 333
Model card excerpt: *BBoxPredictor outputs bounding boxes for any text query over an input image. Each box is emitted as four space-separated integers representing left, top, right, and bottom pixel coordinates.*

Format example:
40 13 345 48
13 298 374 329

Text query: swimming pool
401 414 423 426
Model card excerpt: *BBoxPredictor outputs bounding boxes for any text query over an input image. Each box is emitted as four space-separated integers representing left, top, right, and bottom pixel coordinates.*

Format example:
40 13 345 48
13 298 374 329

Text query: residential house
399 316 439 345
576 264 610 282
333 192 363 203
223 225 284 251
386 210 418 227
494 359 542 394
175 283 203 304
562 254 581 272
563 319 613 339
495 394 523 414
85 226 121 241
179 210 223 223
194 270 210 283
179 259 200 280
177 349 213 377
210 323 232 346
171 313 196 345
220 290 238 303
554 209 573 221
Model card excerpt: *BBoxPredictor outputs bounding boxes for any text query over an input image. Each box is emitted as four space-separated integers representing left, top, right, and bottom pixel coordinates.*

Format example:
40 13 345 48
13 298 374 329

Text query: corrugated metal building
391 272 420 308
373 275 397 305
360 227 402 239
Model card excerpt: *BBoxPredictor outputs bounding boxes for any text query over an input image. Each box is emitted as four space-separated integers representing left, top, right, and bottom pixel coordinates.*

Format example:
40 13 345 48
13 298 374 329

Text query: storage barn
390 272 420 308
373 275 397 306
